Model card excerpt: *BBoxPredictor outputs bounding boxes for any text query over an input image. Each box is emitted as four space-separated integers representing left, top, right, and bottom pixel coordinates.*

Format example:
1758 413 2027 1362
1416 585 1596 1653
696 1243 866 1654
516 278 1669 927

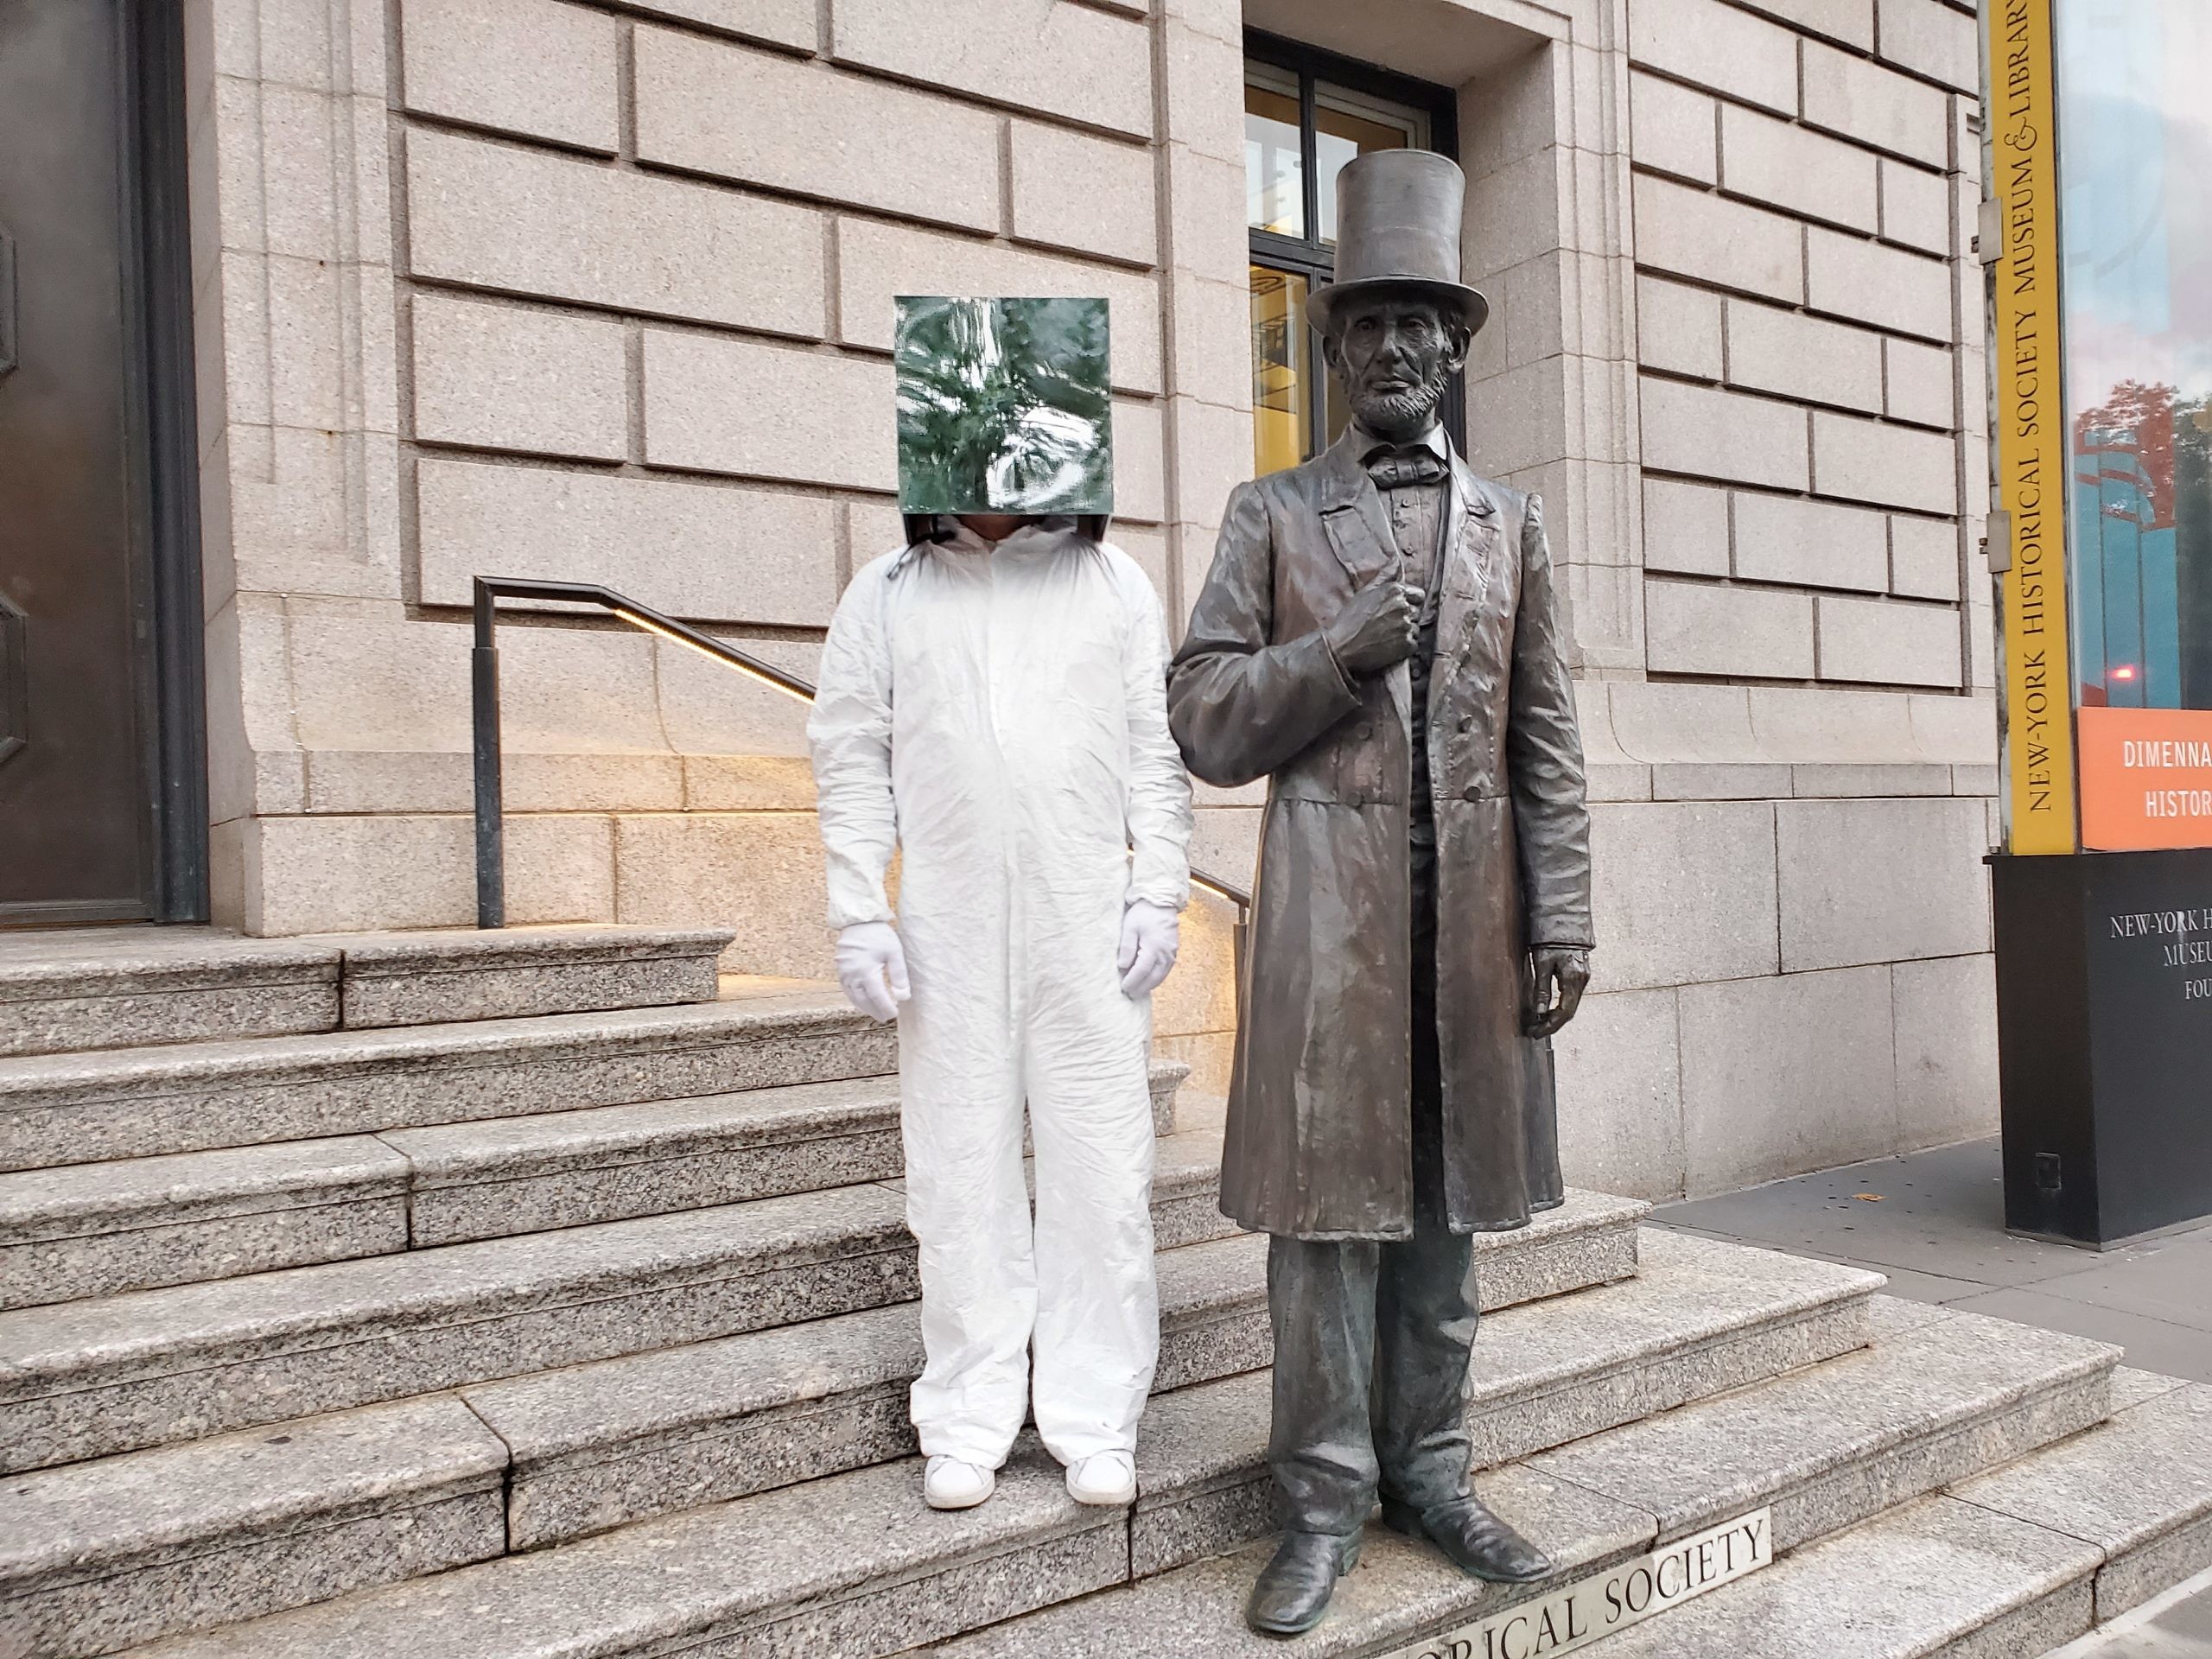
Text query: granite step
0 985 895 1173
1954 1369 2212 1628
102 1267 2117 1659
0 1175 1637 1472
0 1180 918 1474
923 1316 2138 1659
915 1371 2212 1659
0 1132 1266 1475
1518 1298 2118 1560
467 1192 1641 1553
325 925 732 1030
0 1064 1189 1310
104 1433 1654 1659
928 1492 2104 1659
1566 1370 2212 1657
1 1199 1654 1652
1583 1494 2104 1659
0 929 340 1061
391 1058 1186 1249
1121 1294 2113 1588
0 1135 414 1314
1 1236 1269 1656
1 1394 512 1659
0 925 734 1059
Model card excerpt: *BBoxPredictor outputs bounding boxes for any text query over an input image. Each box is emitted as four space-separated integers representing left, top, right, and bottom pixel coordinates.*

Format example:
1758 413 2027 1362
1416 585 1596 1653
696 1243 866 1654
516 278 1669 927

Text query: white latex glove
1117 900 1179 999
836 922 910 1023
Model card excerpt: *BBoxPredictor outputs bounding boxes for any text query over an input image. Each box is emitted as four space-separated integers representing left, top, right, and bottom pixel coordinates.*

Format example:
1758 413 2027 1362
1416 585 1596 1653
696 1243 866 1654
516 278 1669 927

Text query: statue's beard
1348 375 1446 436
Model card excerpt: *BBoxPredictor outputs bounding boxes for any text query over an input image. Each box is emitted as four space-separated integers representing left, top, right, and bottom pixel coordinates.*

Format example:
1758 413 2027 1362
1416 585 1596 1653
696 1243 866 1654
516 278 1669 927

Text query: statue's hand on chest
1322 578 1421 678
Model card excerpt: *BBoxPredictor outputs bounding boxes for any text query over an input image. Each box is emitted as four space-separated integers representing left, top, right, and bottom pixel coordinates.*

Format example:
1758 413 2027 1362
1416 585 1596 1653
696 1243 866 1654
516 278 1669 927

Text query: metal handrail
470 575 1254 931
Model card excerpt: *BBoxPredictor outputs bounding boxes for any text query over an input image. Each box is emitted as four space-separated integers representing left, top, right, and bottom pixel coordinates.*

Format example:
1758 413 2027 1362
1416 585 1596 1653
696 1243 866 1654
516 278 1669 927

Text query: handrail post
472 579 505 929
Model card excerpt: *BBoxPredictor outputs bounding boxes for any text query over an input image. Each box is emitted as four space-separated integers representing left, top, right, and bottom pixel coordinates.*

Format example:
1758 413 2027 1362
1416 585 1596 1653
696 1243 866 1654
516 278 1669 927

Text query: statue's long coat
1167 431 1594 1240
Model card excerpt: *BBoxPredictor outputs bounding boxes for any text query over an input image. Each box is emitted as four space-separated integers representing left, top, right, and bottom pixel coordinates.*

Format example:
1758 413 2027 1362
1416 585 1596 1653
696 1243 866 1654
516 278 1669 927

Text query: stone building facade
171 0 1993 1203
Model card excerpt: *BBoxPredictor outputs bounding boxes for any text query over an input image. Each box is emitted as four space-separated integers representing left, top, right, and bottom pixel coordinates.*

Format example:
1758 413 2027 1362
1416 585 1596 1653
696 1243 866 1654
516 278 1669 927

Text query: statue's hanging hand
1523 946 1590 1038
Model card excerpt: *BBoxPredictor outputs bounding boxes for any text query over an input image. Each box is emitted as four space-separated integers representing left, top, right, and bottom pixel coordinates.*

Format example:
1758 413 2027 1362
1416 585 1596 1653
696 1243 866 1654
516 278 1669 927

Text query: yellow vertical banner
1989 0 2077 854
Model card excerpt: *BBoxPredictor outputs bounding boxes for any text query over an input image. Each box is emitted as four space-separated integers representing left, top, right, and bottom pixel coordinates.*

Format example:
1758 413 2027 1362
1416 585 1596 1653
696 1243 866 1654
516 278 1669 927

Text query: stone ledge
105 1241 2143 1659
0 1395 505 1656
1581 682 1997 773
0 1060 1188 1308
0 1182 918 1475
0 1138 410 1313
1953 1376 2212 1622
1529 1300 2119 1554
0 988 896 1172
1465 1230 1883 1469
0 930 340 1060
131 1449 1136 1659
329 924 734 1028
0 923 744 1058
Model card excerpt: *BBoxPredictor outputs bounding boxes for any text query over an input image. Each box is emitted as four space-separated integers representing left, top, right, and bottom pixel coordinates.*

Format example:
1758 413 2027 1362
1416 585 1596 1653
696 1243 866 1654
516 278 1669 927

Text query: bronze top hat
1306 149 1490 336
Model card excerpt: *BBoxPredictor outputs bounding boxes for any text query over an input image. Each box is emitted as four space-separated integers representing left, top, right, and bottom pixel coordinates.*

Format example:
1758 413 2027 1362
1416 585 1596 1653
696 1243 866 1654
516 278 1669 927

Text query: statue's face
1322 294 1470 440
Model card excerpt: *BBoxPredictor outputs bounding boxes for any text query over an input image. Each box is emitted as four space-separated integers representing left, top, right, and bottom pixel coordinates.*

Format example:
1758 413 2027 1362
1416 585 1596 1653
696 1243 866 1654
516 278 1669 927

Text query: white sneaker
1065 1451 1137 1507
923 1457 995 1510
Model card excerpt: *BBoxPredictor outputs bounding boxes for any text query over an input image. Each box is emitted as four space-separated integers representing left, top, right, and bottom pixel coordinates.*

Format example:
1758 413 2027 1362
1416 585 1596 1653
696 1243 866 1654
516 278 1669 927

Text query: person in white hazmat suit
807 296 1194 1514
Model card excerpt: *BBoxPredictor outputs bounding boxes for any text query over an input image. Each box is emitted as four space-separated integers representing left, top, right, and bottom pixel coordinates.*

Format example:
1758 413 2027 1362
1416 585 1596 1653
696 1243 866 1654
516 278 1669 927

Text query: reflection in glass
1314 82 1424 245
1246 69 1303 237
2057 0 2212 708
1250 265 1309 475
893 296 1114 516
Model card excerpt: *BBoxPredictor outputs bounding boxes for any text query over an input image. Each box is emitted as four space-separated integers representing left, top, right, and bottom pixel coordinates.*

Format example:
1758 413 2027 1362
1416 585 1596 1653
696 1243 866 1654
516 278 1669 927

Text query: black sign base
1993 849 2212 1247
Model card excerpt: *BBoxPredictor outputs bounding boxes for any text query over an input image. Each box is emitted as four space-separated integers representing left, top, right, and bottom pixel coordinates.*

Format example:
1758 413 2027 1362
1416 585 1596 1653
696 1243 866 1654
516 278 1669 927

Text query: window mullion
1298 68 1319 260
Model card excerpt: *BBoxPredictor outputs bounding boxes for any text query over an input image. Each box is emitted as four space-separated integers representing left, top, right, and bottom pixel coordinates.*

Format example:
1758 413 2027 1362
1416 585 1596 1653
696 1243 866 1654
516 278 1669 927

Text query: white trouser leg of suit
897 885 1037 1466
807 522 1193 1471
1024 972 1160 1461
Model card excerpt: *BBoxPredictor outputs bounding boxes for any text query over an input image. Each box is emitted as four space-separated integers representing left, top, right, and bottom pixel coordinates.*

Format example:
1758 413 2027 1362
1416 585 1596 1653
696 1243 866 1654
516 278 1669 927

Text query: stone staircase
0 926 2205 1658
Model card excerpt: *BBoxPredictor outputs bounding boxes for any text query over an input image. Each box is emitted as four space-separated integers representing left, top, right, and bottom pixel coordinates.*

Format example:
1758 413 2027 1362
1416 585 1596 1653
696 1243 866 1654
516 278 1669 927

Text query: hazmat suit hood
898 512 1113 554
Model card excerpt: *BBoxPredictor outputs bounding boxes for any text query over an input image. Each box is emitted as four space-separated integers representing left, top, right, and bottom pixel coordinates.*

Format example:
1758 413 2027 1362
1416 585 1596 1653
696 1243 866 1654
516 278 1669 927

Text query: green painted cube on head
894 296 1113 517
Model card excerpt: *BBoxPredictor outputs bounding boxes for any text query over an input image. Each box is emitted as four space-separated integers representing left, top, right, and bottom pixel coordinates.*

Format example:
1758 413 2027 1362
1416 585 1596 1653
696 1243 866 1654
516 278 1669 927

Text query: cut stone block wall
181 0 2001 1199
1626 0 1986 696
183 0 1253 1079
1569 0 1998 1198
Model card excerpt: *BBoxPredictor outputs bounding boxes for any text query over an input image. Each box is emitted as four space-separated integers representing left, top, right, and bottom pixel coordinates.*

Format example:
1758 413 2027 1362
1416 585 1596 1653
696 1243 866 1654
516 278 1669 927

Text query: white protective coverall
808 518 1194 1467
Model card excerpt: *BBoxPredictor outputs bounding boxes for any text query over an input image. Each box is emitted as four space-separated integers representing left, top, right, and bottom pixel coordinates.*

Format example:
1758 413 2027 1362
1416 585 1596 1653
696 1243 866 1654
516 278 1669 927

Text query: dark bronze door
1 0 199 925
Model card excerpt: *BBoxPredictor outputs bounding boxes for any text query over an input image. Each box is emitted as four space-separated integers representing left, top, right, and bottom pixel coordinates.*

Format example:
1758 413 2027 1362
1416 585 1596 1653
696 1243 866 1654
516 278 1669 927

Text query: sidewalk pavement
1650 1135 2212 1385
2045 1564 2212 1657
1653 1135 2212 1656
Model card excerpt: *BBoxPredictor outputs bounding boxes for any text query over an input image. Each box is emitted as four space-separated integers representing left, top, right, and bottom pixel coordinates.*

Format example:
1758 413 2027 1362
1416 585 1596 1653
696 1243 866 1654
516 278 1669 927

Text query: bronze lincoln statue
1166 149 1594 1636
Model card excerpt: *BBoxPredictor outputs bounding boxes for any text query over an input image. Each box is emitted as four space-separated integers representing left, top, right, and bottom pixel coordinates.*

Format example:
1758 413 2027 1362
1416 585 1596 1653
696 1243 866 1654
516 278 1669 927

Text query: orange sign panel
2079 707 2212 851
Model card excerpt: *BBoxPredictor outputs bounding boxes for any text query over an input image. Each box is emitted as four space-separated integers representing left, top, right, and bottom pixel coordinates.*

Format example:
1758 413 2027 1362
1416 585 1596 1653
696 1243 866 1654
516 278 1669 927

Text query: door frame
124 0 207 923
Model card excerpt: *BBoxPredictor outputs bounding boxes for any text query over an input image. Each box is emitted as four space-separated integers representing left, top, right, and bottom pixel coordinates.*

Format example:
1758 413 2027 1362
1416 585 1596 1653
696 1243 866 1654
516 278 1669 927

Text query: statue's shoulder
1247 453 1333 513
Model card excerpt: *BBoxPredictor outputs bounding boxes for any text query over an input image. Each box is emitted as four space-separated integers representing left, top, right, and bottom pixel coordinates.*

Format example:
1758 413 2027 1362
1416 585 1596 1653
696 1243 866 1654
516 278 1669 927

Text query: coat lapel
1433 454 1497 664
1314 432 1398 590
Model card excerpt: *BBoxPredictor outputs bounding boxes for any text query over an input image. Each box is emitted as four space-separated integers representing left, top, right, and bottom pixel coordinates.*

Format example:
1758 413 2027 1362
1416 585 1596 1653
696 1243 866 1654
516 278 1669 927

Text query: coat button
1356 722 1374 740
1457 716 1473 734
1462 785 1480 801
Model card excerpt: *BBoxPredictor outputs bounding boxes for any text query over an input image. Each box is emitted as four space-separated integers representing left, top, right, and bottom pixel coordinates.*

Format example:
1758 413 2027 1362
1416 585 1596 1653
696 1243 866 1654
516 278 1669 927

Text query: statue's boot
1245 1529 1362 1637
1381 1495 1554 1583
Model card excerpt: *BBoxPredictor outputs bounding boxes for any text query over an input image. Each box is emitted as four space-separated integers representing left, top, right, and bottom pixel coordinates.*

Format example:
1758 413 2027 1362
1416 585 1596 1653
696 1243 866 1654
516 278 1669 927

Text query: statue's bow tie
1364 449 1449 489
